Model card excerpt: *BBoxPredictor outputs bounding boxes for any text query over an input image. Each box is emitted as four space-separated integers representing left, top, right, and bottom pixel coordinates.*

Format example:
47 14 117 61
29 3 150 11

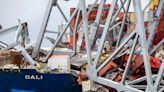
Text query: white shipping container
47 55 70 73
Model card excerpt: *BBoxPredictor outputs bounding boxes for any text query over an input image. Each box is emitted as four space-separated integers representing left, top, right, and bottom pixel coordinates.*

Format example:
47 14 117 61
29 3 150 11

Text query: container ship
0 0 164 92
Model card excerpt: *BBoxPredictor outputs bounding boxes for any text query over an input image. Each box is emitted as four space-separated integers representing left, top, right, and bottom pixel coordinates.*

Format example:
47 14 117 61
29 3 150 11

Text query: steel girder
86 0 164 92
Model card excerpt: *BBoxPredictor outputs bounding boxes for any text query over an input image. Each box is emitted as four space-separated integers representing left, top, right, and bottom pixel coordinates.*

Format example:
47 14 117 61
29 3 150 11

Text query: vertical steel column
80 0 92 66
93 0 118 69
32 0 56 58
72 10 80 56
133 0 154 91
116 0 131 47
